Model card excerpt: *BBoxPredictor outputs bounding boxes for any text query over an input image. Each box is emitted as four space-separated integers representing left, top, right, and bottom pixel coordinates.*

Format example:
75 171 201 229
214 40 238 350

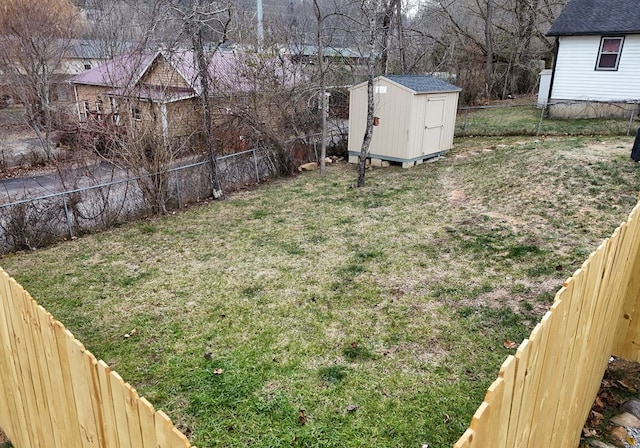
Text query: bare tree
312 0 333 175
0 0 82 159
357 0 382 187
171 0 232 199
404 0 568 103
216 47 319 174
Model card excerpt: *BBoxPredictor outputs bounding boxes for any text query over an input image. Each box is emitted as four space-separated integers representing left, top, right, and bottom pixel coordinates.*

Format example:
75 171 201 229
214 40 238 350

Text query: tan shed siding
142 57 190 89
348 79 412 158
347 83 368 154
441 91 459 151
348 76 459 163
408 95 426 158
414 91 458 155
370 80 411 159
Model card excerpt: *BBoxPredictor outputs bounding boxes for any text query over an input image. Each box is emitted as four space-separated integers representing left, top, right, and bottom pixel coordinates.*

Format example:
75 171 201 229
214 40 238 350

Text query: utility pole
257 0 264 50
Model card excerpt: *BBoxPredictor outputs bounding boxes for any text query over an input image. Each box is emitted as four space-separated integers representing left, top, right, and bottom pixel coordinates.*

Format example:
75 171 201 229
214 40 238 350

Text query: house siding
141 56 190 89
551 35 640 101
74 84 111 120
167 99 202 138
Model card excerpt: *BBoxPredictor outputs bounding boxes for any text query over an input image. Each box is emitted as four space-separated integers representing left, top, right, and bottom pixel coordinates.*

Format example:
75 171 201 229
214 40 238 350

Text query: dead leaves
582 358 640 445
299 410 306 426
503 339 518 349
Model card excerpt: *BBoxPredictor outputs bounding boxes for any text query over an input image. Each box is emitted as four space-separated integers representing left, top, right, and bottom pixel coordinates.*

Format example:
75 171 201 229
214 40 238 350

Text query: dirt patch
475 278 562 313
449 188 467 204
560 139 632 163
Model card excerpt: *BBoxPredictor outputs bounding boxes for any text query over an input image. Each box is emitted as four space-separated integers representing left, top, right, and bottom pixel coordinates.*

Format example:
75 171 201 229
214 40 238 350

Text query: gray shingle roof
547 0 640 36
385 75 461 93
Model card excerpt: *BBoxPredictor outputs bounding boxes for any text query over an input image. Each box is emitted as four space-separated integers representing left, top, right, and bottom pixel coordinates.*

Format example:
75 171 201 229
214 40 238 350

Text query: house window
84 63 92 70
596 37 624 70
96 99 103 121
132 106 142 121
83 101 90 121
110 98 120 124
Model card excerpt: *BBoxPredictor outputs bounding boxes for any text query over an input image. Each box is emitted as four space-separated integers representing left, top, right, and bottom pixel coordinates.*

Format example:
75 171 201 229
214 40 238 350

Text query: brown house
70 49 255 143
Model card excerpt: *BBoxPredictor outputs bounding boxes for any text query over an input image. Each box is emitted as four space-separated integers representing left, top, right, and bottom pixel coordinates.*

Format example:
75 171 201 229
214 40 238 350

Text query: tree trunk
313 0 328 176
484 0 494 99
357 2 378 188
357 73 375 187
379 0 395 75
395 0 407 74
193 26 226 200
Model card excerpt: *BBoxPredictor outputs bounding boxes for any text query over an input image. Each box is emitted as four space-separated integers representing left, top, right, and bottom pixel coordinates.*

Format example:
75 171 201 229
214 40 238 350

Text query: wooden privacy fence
455 199 640 447
0 269 194 448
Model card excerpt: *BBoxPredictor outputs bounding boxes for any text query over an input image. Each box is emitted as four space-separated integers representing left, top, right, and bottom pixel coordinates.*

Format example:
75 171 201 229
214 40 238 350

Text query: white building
544 0 640 118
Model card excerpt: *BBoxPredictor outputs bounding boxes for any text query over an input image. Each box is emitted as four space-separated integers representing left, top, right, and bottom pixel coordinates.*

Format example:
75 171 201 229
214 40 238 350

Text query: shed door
423 96 446 154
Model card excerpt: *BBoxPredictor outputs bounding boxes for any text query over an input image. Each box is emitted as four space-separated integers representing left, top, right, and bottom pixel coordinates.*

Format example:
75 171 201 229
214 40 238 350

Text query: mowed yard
3 135 640 447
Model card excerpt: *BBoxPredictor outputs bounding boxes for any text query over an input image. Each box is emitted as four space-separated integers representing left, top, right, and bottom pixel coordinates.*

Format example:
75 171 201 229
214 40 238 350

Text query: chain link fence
0 146 276 254
456 101 640 138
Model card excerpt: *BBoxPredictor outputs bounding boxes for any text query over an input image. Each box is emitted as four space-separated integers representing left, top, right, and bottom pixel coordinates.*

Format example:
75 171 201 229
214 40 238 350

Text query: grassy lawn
456 103 636 136
3 135 640 447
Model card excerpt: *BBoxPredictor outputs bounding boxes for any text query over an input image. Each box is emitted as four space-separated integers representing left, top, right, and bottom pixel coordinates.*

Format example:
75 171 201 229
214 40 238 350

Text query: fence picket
566 249 608 446
478 378 505 446
7 278 43 446
0 272 26 446
65 336 101 447
25 298 58 447
36 307 68 447
123 382 144 447
138 397 158 448
469 402 490 446
110 371 134 448
618 225 640 359
531 297 568 447
155 410 175 448
453 428 474 448
495 356 516 448
514 321 549 448
505 339 530 447
96 360 121 448
524 311 554 447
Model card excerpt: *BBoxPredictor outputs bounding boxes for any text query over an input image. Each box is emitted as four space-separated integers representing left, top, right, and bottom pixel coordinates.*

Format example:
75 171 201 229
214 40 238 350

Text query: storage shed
348 75 461 168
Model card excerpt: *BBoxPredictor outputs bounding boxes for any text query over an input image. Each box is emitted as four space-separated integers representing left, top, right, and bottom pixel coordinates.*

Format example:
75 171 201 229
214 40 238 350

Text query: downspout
546 37 560 115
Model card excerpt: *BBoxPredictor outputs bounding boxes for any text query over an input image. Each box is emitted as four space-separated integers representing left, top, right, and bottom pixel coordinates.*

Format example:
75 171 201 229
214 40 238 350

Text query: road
0 162 125 205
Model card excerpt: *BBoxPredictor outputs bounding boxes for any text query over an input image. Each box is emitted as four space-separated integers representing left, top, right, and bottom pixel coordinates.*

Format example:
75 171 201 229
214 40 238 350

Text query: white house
544 0 640 118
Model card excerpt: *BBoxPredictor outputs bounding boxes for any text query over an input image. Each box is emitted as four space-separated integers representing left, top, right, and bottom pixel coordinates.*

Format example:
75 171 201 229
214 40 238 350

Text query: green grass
456 103 636 137
3 135 640 447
